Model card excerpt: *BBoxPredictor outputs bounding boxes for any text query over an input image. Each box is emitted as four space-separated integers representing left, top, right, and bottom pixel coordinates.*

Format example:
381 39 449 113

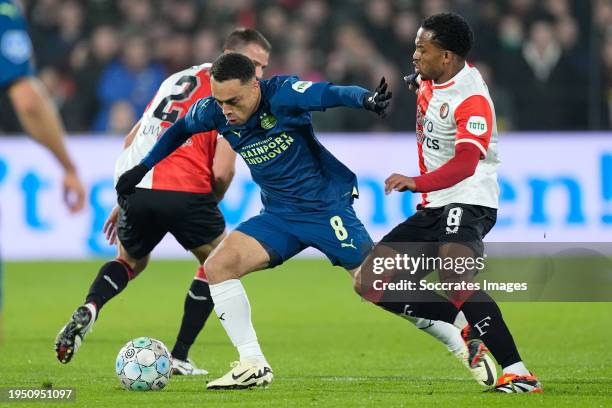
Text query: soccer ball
115 337 172 391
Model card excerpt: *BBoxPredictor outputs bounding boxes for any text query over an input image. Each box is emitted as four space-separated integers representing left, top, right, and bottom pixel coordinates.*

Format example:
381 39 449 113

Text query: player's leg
437 241 540 393
170 234 225 375
164 192 226 375
205 213 304 389
352 208 495 386
437 204 541 392
55 189 165 364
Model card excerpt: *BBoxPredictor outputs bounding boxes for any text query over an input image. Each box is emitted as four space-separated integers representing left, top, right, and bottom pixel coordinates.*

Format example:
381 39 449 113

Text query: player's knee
203 249 241 284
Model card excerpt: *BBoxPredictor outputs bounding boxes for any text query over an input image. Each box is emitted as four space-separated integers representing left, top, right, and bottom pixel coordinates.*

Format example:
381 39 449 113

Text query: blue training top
142 75 370 214
0 0 34 89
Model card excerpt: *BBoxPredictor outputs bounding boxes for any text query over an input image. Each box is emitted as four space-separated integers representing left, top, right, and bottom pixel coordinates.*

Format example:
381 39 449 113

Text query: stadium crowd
0 0 610 133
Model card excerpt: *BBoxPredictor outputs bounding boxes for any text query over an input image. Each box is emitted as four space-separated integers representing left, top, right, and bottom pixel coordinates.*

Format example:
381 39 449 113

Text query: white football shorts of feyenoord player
415 62 500 209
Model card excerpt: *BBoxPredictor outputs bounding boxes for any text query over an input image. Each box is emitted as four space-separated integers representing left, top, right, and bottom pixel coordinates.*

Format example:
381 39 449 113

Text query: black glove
115 163 149 196
403 73 419 89
363 77 392 118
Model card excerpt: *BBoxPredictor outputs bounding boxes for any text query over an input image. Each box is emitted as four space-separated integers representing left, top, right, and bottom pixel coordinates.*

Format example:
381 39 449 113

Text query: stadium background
0 0 611 259
1 1 612 406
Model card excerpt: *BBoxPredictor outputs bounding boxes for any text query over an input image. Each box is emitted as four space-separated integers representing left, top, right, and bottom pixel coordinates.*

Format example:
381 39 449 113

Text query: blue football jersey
0 0 33 89
184 76 367 214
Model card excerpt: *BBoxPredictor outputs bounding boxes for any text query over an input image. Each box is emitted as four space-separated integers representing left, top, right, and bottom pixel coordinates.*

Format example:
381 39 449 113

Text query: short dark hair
223 28 272 53
422 13 474 58
210 52 256 83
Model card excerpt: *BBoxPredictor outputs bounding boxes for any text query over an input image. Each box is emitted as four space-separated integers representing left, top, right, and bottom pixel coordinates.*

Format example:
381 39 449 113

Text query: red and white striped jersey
415 62 500 208
114 63 217 194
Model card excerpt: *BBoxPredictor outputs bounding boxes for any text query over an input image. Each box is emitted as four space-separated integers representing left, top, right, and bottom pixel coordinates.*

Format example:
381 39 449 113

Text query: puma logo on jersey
230 130 241 138
341 239 357 249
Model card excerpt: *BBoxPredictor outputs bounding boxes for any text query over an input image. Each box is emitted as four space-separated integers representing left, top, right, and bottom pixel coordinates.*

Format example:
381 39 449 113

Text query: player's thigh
190 232 226 264
204 230 273 284
298 207 373 271
234 212 305 268
354 208 442 296
437 204 496 300
165 191 227 256
437 203 497 259
117 189 167 261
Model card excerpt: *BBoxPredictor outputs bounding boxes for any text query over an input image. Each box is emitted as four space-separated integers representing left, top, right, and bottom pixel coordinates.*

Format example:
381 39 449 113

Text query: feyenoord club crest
260 113 277 129
439 103 449 119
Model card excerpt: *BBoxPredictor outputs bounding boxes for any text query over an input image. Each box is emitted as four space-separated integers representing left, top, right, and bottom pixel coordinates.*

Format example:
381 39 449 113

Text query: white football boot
206 359 273 390
171 357 209 375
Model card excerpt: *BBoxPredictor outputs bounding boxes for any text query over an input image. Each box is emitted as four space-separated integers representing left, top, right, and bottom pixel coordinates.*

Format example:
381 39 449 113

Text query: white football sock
503 361 530 376
407 317 465 354
209 279 266 363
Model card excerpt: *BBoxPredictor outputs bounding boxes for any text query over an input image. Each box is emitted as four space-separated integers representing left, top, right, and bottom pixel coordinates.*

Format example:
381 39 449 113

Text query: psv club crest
260 113 277 130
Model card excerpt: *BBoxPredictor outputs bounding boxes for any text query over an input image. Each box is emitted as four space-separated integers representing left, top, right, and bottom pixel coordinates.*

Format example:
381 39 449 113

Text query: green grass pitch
1 259 611 407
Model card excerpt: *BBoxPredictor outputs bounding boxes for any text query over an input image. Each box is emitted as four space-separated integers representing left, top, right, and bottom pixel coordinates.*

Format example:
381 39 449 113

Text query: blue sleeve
141 97 216 168
274 76 368 112
0 1 34 89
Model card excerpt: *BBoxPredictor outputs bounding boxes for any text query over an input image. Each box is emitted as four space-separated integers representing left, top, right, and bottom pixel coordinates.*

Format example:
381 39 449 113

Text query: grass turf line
1 259 611 407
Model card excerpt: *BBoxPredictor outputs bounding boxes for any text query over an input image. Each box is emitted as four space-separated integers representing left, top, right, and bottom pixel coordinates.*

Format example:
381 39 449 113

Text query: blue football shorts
236 206 373 270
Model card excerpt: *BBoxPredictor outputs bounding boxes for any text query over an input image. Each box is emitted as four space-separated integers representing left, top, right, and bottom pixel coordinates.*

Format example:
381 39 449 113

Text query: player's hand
385 173 416 194
103 205 120 245
63 169 86 213
363 77 392 118
403 73 420 92
116 163 149 196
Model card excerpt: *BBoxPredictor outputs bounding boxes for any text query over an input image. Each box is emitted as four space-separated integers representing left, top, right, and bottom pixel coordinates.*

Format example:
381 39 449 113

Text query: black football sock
85 260 131 312
459 290 522 368
171 279 214 361
375 274 460 323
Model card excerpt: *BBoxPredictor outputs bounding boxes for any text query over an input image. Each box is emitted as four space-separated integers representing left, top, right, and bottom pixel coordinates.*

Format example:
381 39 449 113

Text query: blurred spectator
108 100 136 135
501 19 588 130
1 0 607 133
93 34 165 131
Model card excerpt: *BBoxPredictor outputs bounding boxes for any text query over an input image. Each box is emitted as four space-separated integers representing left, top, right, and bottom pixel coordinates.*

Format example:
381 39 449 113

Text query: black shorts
117 188 225 259
380 203 497 257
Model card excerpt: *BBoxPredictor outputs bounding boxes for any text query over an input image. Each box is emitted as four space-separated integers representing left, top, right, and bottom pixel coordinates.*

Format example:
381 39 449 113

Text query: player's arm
115 97 216 195
211 137 236 201
385 144 481 194
277 77 391 116
385 95 492 194
123 119 141 149
8 77 86 212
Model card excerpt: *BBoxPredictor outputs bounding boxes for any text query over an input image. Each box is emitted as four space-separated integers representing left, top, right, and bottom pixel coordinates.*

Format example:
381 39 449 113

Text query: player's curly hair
210 52 255 84
422 13 474 58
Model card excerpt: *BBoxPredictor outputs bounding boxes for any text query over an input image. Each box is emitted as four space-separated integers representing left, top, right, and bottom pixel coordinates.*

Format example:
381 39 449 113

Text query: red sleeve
454 94 493 159
412 143 481 193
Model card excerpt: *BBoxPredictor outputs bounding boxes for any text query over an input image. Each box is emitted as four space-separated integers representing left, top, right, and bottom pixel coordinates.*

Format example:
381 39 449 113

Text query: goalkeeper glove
363 77 392 118
115 163 149 196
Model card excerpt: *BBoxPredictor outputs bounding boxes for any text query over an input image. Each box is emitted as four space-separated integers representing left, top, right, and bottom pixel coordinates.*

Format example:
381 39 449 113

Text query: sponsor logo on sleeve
291 80 313 93
466 116 488 136
1 30 32 64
